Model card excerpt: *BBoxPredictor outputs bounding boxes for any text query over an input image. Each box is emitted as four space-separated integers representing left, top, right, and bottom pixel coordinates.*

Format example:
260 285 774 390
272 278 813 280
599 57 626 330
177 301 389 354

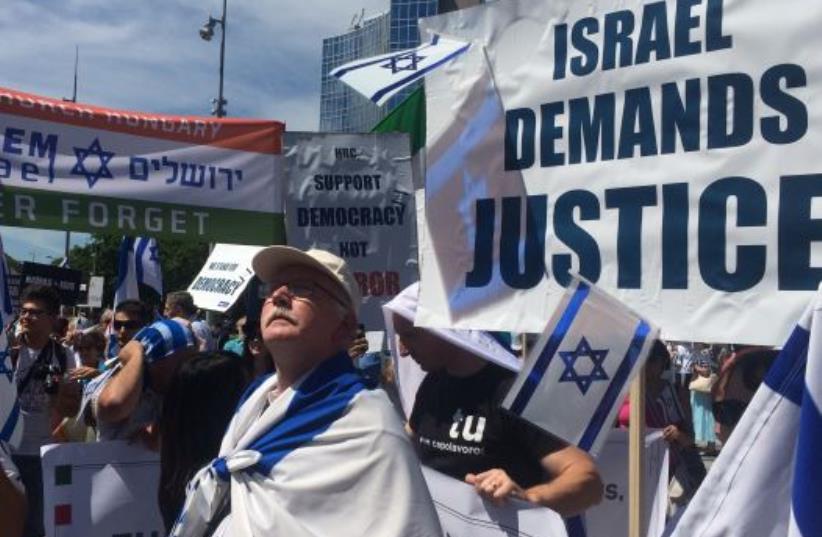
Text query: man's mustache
265 306 297 326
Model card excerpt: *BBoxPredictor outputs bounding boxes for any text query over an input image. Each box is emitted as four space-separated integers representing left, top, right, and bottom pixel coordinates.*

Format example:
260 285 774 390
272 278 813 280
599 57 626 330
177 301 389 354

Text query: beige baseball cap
252 246 361 312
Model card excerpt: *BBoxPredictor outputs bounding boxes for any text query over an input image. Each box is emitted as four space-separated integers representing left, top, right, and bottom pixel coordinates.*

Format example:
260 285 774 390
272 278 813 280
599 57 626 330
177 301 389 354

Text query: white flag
670 289 822 537
113 236 163 306
0 232 22 448
502 277 658 456
330 34 470 106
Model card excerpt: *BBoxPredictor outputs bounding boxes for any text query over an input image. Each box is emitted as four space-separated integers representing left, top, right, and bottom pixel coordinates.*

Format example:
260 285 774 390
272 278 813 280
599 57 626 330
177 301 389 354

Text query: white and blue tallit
171 352 443 537
670 288 822 537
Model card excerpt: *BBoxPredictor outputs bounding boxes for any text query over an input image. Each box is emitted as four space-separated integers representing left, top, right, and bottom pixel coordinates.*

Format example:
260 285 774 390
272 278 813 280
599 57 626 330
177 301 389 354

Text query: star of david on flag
330 34 470 106
503 276 658 456
381 52 425 74
558 337 610 395
71 138 115 188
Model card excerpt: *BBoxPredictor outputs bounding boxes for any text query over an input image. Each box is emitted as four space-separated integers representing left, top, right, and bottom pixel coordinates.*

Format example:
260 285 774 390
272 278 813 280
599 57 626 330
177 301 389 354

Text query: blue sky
0 0 386 262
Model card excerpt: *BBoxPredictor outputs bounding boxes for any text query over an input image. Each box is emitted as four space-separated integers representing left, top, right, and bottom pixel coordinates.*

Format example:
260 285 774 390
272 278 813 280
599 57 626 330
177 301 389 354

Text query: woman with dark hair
618 340 706 503
158 351 250 532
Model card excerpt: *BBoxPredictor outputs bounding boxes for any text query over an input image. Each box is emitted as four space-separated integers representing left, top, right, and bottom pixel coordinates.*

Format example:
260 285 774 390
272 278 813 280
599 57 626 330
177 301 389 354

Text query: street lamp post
200 0 228 117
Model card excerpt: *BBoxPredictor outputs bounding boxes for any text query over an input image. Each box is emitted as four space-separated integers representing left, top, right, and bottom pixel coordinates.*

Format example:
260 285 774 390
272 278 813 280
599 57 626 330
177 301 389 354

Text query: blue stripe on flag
764 325 808 406
114 236 134 303
565 515 587 537
331 37 442 77
792 385 822 536
0 402 19 442
370 42 471 103
578 320 651 451
508 281 590 415
134 238 149 286
213 352 365 478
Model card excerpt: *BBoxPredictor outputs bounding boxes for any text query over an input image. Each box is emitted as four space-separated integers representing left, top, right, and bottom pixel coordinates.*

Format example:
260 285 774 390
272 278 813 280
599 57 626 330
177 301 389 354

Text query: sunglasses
259 280 349 310
112 320 144 331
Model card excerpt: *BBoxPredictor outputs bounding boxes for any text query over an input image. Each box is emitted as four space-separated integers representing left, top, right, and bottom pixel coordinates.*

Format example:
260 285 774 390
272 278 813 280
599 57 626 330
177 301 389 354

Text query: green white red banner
0 87 285 244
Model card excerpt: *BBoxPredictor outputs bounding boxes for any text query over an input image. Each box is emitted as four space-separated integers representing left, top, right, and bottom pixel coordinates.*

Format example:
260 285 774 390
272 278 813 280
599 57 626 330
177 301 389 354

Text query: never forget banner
417 0 822 345
0 87 285 244
284 132 418 330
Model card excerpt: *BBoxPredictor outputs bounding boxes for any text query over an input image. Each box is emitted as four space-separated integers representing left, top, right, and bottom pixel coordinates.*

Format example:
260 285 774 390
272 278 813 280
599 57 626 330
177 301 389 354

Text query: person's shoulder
350 389 408 438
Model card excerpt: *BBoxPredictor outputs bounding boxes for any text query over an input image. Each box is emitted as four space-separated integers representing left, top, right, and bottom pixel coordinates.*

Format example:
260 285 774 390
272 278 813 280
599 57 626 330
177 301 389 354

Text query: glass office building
319 0 483 132
320 12 390 133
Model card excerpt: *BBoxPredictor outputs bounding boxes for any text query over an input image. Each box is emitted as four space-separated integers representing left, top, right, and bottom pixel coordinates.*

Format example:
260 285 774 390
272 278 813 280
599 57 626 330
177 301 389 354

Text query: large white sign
421 430 668 537
417 0 822 345
41 441 163 537
188 243 263 312
422 466 569 537
587 430 669 537
0 87 285 244
284 132 419 330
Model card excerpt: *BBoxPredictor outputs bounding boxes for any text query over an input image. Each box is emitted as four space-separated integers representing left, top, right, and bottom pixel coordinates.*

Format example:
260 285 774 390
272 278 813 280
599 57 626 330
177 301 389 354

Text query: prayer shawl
171 352 443 537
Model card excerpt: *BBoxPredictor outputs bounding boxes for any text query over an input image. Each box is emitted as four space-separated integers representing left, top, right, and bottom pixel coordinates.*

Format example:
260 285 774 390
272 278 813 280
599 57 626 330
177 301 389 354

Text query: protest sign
0 87 285 244
87 276 104 308
21 261 82 306
41 441 163 537
587 430 668 537
420 430 667 537
422 466 569 537
284 132 418 329
188 243 263 312
416 0 822 345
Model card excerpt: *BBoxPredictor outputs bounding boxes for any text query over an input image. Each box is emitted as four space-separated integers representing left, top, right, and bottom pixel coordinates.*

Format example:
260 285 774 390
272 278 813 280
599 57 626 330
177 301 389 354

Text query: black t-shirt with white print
409 363 563 489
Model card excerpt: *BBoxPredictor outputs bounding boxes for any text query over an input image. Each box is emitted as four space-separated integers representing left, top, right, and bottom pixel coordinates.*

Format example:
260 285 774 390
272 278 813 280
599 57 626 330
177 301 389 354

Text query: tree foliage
63 234 210 309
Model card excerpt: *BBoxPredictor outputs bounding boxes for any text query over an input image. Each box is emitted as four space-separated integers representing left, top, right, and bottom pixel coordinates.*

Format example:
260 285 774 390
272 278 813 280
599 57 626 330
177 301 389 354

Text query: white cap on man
252 246 361 314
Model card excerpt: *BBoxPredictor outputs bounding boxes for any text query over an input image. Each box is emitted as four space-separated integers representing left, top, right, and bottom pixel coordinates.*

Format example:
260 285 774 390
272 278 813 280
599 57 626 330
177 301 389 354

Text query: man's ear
333 311 358 348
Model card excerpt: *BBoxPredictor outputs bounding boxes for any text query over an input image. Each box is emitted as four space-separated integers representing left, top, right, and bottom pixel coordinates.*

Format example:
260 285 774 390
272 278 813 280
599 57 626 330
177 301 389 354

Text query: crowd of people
0 246 781 537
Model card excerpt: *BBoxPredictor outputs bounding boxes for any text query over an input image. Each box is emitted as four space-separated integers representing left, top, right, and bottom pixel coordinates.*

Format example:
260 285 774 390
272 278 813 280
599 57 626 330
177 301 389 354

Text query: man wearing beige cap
170 247 442 537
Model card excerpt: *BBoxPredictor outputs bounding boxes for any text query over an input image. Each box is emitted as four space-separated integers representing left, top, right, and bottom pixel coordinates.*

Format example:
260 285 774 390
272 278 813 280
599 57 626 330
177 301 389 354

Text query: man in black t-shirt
396 314 603 516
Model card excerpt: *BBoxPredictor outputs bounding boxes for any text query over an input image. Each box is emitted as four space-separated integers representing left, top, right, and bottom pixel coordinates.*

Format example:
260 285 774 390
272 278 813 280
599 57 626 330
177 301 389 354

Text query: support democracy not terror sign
417 0 822 345
284 132 418 330
0 87 285 245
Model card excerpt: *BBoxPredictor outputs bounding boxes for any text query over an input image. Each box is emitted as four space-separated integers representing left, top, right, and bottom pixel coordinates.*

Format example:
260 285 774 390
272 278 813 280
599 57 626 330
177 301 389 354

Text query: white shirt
12 341 73 456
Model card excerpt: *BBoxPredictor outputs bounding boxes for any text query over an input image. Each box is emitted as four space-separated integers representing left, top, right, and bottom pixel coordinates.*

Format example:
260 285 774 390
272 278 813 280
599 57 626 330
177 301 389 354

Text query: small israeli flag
113 236 163 306
670 288 822 537
330 34 470 106
0 232 22 448
503 276 658 456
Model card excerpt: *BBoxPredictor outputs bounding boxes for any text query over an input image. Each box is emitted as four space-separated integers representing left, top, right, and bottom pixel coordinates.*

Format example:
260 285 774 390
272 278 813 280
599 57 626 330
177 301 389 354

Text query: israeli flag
171 352 441 537
330 34 470 106
670 289 822 537
503 277 658 456
0 233 22 448
113 236 163 306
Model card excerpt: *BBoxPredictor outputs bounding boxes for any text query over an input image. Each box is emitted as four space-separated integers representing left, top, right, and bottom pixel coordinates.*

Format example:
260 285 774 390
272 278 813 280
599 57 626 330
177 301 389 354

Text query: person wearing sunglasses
111 300 153 355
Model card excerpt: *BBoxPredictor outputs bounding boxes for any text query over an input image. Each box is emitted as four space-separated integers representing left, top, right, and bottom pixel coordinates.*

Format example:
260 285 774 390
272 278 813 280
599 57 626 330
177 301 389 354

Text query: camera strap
16 340 66 394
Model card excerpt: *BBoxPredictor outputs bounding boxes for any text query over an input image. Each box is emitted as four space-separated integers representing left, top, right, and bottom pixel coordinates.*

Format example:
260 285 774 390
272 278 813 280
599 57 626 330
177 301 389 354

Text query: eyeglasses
259 280 349 310
112 320 144 331
20 307 46 318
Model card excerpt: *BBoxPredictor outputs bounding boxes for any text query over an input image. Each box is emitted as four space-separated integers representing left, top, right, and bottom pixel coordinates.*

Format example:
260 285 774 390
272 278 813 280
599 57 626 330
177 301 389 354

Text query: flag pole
629 367 647 537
